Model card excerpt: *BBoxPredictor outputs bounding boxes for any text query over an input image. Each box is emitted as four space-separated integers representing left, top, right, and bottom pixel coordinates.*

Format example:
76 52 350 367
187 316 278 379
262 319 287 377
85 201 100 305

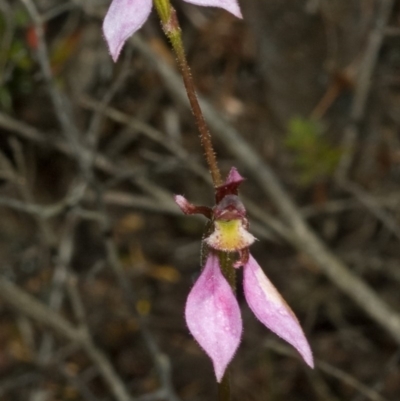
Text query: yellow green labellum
205 219 255 252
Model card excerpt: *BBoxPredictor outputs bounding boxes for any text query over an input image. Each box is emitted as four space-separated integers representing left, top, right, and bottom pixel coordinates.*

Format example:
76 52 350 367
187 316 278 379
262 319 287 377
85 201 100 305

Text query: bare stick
338 180 400 241
0 278 133 401
336 0 395 180
265 340 389 401
102 227 182 401
19 0 84 167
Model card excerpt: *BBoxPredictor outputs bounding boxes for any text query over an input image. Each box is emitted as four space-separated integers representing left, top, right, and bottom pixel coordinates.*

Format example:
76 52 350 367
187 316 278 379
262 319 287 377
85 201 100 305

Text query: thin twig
102 226 182 401
265 340 389 401
79 96 211 183
338 180 400 241
0 278 134 401
20 0 85 173
336 0 395 180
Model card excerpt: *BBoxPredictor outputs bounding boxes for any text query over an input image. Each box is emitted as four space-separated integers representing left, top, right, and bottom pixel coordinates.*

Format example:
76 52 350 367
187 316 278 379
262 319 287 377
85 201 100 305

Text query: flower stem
154 2 234 397
218 251 236 289
218 371 231 401
154 0 223 187
217 251 235 401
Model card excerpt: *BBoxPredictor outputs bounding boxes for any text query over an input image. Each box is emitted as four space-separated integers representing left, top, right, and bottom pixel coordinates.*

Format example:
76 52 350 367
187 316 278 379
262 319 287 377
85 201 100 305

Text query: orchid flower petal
184 0 242 18
103 0 152 61
185 252 242 381
243 255 314 368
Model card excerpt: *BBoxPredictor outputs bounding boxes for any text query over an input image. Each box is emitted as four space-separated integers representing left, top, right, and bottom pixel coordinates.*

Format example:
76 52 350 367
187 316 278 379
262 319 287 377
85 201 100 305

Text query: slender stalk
217 372 231 401
217 251 235 401
154 0 222 187
154 2 234 399
218 251 236 289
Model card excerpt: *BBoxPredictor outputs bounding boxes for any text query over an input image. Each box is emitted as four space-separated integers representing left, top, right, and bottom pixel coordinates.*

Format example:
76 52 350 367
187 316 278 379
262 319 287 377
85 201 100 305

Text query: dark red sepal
174 195 213 219
215 167 245 203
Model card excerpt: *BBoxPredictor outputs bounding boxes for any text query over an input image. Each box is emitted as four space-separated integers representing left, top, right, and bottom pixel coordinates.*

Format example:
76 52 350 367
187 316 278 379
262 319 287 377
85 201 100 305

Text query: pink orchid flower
103 0 242 61
175 168 313 382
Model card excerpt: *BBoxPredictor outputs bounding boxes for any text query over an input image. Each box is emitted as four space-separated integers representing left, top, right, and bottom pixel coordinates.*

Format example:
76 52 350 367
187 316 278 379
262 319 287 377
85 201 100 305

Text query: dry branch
0 278 134 401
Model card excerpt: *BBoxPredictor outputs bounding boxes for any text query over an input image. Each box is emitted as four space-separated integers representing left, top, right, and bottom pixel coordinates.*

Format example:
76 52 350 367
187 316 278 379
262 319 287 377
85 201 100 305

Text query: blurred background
0 0 400 400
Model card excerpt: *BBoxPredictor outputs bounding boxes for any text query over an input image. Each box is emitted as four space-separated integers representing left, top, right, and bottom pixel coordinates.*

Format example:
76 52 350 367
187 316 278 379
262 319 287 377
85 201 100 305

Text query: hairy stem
154 0 222 187
154 2 233 398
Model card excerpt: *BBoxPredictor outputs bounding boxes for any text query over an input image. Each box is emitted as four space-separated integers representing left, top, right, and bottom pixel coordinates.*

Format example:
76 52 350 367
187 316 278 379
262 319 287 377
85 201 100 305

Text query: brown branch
336 0 395 180
0 278 133 401
265 340 389 401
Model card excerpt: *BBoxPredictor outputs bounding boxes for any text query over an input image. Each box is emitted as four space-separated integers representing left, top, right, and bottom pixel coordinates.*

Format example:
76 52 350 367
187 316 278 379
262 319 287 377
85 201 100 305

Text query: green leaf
285 116 342 185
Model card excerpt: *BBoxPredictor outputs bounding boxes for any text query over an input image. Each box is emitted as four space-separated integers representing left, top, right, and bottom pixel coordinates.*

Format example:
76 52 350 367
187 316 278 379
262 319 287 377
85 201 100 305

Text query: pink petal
185 252 242 381
243 255 314 368
103 0 152 61
225 167 244 186
184 0 242 18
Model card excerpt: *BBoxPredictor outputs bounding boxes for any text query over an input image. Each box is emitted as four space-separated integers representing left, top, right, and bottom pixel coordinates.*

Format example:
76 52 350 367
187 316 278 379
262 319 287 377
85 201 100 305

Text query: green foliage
13 8 30 27
0 9 34 112
285 116 342 185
